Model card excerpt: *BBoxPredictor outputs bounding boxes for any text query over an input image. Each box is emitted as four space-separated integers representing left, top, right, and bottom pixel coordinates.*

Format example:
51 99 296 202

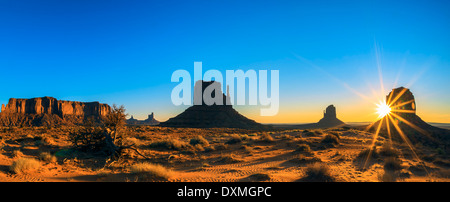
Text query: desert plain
0 125 448 182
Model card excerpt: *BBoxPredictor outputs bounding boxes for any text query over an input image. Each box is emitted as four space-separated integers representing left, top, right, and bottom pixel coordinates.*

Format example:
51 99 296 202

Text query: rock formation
381 87 438 131
160 80 265 129
316 105 346 128
0 96 111 126
374 87 450 150
126 113 160 125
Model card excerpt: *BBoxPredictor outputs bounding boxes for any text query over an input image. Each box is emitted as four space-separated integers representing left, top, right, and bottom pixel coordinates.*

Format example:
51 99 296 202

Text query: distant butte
126 112 160 125
269 104 346 129
316 105 346 128
372 87 450 149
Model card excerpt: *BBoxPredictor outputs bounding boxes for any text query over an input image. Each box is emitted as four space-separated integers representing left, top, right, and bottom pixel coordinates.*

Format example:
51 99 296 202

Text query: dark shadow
239 173 271 182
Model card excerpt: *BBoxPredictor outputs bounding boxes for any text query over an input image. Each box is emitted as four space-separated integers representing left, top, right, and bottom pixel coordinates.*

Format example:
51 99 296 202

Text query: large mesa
0 96 111 126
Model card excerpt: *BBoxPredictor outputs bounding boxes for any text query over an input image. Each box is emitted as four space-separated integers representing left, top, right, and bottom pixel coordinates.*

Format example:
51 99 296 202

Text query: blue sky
0 0 449 123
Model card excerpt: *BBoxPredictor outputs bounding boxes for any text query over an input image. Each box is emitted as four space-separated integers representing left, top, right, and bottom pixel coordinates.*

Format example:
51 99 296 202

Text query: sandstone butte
1 96 110 117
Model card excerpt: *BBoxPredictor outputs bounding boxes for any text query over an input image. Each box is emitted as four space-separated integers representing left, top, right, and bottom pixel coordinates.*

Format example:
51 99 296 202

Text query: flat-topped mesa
0 96 111 126
1 96 110 117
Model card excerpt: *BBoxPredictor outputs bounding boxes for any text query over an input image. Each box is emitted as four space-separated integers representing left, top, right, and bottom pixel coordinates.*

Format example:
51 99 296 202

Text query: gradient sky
0 0 449 123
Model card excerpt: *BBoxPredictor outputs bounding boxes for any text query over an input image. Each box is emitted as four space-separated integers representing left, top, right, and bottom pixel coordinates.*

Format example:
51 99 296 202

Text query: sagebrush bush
226 134 242 144
259 133 274 143
321 134 339 146
130 163 173 181
379 142 399 157
356 147 378 159
189 136 209 147
149 138 192 151
296 144 311 153
304 163 335 182
384 157 403 171
10 158 40 174
69 126 107 152
39 152 57 163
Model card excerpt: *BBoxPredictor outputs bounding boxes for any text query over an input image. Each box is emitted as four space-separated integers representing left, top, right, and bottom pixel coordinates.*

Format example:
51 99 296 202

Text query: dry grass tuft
302 163 335 182
12 150 23 158
149 138 192 151
130 162 173 181
190 136 210 147
226 134 242 144
39 152 57 163
259 133 274 143
320 134 339 147
10 158 41 174
295 144 311 153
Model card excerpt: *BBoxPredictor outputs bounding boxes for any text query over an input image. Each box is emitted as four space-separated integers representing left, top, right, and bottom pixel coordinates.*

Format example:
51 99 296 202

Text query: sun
376 101 391 118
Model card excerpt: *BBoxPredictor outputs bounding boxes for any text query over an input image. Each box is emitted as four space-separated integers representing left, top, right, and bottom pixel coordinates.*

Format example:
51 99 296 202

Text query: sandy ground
0 126 448 182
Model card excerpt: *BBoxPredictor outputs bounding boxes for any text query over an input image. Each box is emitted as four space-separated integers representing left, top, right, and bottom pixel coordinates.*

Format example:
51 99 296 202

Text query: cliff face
0 96 111 126
1 96 110 117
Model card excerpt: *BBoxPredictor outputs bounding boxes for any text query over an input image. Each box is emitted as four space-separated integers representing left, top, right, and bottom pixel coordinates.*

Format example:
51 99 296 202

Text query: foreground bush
321 134 340 146
149 138 192 151
303 163 335 182
189 136 209 147
130 163 173 181
10 158 40 174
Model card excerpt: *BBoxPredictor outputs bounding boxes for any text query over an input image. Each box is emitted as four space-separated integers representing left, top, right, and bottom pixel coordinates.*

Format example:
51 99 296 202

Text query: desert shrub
321 134 339 147
278 134 294 140
39 152 57 163
70 105 129 156
303 163 335 182
215 143 229 150
259 133 274 143
384 157 403 171
295 144 311 153
190 136 210 147
379 142 400 157
302 131 316 137
216 154 241 164
149 138 192 151
123 137 142 147
378 170 398 182
328 131 340 139
226 134 242 144
302 130 323 137
356 147 379 159
12 150 23 158
130 162 173 181
69 125 107 152
102 104 128 147
10 158 40 174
